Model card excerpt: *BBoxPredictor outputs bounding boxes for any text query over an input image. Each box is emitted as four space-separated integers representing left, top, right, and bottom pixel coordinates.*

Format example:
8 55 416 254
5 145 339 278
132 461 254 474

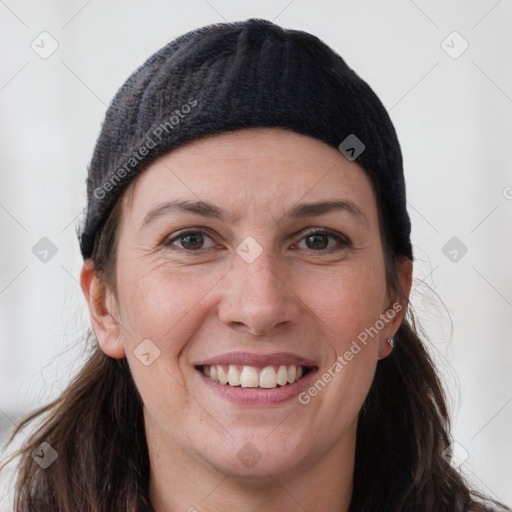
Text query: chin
197 429 313 480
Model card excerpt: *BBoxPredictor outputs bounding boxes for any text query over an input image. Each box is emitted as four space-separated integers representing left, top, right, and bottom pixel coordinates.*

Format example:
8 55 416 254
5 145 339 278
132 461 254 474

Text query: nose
218 248 301 336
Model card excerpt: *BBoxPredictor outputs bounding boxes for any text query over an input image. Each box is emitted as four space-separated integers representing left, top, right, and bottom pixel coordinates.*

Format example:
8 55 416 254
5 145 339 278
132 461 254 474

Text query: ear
378 256 413 360
80 259 125 359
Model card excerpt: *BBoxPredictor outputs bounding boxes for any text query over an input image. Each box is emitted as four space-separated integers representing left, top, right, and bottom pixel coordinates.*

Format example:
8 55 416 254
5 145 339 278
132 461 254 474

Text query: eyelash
164 227 350 254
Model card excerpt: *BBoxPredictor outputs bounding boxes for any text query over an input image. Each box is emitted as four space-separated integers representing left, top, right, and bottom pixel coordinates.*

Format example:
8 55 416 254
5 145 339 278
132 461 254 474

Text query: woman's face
84 127 411 480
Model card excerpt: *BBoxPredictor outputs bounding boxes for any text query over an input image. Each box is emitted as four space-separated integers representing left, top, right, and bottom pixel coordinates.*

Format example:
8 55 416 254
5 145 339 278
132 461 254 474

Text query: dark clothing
136 498 509 511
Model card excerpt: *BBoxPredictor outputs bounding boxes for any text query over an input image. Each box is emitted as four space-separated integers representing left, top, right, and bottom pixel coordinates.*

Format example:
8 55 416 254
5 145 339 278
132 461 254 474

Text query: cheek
118 262 225 353
121 266 220 413
304 261 386 345
300 262 385 421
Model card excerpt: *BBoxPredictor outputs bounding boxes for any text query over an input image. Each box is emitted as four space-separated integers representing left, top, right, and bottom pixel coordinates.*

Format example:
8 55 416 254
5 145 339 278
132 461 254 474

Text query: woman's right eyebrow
140 199 240 229
140 198 369 230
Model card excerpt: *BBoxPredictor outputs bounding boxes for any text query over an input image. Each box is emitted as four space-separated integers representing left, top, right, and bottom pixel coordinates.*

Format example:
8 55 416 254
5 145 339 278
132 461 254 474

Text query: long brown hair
1 174 509 512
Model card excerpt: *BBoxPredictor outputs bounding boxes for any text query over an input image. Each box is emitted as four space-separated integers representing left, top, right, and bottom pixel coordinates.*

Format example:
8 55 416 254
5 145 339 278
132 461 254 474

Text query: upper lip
196 351 317 368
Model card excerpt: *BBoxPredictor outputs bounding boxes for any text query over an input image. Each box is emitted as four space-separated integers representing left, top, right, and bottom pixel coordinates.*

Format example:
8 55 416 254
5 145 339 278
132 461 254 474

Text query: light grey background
1 0 511 508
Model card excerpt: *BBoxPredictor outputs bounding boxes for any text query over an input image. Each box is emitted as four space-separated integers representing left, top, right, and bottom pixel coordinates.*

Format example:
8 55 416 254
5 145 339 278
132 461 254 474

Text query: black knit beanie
78 18 413 262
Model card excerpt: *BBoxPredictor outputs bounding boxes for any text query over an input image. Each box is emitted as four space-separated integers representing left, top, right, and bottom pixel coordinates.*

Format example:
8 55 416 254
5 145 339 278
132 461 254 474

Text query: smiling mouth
198 364 313 389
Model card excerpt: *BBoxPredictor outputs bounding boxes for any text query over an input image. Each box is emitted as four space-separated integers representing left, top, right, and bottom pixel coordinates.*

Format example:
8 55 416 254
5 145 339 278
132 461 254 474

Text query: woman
1 18 509 512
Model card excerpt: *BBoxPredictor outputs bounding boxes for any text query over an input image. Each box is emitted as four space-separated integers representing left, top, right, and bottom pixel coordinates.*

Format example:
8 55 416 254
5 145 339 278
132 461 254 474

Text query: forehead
122 127 378 227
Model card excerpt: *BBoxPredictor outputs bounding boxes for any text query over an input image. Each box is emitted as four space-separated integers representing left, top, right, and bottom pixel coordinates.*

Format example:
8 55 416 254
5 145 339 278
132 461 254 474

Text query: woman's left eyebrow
286 200 369 229
140 198 369 230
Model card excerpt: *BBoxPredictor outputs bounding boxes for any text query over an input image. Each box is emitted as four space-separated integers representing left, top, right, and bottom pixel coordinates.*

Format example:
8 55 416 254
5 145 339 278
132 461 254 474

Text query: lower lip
197 368 318 406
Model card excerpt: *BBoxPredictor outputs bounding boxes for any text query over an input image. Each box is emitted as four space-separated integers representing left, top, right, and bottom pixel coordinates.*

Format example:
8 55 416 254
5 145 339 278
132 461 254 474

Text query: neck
146 418 356 512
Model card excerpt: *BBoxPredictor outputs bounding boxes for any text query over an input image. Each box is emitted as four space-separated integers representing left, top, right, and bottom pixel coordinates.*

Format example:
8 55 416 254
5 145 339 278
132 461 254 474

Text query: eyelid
164 226 351 252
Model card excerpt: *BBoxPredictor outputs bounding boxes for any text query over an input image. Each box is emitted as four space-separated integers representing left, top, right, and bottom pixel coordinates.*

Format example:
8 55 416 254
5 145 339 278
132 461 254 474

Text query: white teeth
276 365 288 386
217 365 228 385
240 366 259 388
287 365 297 384
202 364 308 389
259 366 277 388
228 365 241 386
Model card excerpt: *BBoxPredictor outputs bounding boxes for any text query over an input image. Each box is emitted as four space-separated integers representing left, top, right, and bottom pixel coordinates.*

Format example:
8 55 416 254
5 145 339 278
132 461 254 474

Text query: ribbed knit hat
78 18 413 262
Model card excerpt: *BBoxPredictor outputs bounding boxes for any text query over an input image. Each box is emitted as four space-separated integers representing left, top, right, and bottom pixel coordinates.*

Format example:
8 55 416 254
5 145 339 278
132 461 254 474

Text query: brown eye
166 230 216 251
296 230 349 252
179 233 204 250
305 233 330 250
